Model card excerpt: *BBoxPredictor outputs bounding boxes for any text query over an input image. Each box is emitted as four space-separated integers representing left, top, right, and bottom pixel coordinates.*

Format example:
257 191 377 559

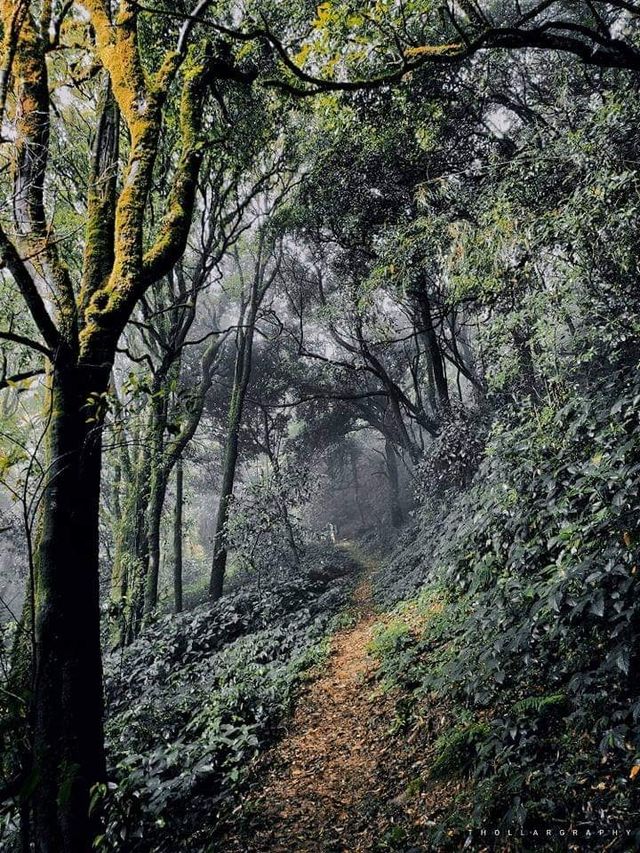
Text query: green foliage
369 618 412 658
431 722 491 780
224 461 310 577
511 694 567 717
414 404 490 502
96 546 359 850
373 354 640 843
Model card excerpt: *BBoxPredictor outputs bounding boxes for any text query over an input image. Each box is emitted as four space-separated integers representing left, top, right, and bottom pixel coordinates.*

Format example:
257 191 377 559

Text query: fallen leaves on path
215 558 465 852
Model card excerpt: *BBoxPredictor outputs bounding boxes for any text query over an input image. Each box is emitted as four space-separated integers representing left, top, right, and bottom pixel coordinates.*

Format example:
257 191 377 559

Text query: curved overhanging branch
111 0 640 101
190 2 640 93
458 22 640 70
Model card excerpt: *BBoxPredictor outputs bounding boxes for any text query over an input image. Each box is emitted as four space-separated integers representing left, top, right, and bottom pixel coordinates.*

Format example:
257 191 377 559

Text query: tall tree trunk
386 393 420 460
31 362 108 852
142 363 186 618
173 456 184 614
209 396 243 600
142 389 170 620
384 439 404 529
209 329 254 600
209 234 285 598
140 332 227 618
413 284 449 410
350 448 366 526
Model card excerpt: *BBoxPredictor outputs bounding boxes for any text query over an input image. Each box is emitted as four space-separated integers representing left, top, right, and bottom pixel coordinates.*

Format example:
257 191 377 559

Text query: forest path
216 545 453 852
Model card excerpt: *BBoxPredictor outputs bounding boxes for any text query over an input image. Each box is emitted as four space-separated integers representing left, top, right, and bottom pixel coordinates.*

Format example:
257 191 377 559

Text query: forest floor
215 546 465 852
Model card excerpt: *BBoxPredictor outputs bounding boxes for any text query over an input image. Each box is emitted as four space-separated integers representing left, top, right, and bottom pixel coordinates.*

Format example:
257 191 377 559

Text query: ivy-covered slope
370 364 640 850
94 546 359 852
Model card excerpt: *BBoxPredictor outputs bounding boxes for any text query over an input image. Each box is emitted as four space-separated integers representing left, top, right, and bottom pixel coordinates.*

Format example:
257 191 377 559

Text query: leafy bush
431 721 491 780
414 403 490 504
371 363 640 847
98 545 359 850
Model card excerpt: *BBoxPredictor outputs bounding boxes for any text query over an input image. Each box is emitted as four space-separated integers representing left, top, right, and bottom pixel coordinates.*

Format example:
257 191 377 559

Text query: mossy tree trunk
109 429 151 647
0 2 214 846
31 360 109 852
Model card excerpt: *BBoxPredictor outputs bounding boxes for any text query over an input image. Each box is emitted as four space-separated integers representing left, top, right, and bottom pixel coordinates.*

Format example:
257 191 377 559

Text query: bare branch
0 330 51 358
0 226 59 351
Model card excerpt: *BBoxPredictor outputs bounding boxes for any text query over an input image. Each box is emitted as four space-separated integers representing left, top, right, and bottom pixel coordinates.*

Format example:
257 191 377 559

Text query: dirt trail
216 548 458 852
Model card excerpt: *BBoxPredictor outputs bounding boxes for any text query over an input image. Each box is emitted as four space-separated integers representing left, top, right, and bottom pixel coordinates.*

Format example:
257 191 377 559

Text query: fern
512 693 567 716
431 721 491 780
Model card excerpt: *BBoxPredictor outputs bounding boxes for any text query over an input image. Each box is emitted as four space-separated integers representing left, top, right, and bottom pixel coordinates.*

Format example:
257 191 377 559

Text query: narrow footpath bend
216 549 460 852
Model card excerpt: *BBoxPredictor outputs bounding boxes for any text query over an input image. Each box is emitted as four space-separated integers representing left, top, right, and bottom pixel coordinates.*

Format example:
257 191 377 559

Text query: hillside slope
93 365 640 852
364 365 640 850
219 364 640 851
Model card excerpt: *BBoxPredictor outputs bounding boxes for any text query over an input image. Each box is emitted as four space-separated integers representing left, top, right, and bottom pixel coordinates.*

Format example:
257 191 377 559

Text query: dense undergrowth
76 355 640 852
95 545 359 852
370 359 640 849
98 359 640 852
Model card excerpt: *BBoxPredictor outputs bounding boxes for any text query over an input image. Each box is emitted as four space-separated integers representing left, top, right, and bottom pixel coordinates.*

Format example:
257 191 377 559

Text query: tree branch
0 227 59 351
0 368 45 391
0 330 51 358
